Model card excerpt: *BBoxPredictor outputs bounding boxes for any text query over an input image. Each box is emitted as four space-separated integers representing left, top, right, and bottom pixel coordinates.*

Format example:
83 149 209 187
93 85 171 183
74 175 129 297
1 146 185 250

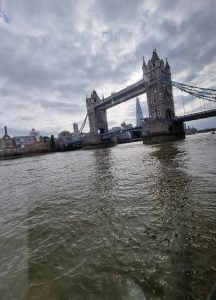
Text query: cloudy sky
0 0 216 136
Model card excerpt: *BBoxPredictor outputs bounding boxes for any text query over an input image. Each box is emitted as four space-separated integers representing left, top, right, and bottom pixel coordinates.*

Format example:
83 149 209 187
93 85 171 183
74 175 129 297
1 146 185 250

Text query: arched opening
169 125 173 133
166 109 173 120
155 108 158 118
98 128 105 134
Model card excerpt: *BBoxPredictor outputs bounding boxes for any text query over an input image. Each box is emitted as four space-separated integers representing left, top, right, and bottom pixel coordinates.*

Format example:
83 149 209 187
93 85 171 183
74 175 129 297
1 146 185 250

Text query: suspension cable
161 77 216 103
181 90 185 115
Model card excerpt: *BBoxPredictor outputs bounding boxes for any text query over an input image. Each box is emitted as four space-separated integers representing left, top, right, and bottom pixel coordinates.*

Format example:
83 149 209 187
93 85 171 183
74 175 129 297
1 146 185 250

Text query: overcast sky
0 0 216 136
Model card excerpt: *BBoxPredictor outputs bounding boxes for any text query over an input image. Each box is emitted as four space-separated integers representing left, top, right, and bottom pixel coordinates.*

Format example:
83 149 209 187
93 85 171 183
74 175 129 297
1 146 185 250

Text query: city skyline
0 0 216 136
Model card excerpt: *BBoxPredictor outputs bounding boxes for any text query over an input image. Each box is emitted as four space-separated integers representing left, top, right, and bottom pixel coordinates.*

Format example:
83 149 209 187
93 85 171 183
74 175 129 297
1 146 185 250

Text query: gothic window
155 108 158 118
149 72 154 82
164 86 171 103
166 109 173 119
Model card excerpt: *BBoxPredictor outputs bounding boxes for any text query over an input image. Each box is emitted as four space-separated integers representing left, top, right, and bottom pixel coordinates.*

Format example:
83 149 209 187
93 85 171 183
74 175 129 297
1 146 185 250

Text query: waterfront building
15 129 40 149
0 126 17 156
58 131 72 148
58 130 84 149
15 129 49 153
30 128 40 141
15 136 36 148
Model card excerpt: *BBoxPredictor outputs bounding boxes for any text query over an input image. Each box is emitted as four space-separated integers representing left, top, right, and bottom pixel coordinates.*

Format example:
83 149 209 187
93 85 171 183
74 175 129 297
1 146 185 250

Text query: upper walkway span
94 78 146 110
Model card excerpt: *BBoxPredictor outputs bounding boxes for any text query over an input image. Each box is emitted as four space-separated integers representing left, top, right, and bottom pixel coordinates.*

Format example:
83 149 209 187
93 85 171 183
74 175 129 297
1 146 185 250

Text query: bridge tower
86 90 108 135
142 49 185 142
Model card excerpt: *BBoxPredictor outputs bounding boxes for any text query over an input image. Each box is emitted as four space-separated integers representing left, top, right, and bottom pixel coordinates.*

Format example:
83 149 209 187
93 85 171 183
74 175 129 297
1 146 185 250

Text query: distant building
185 125 197 135
58 130 84 149
0 127 50 157
111 127 122 132
121 122 133 130
15 129 40 148
15 136 35 148
15 129 49 153
117 131 131 142
73 123 79 133
30 128 40 141
58 131 72 148
0 126 16 156
136 97 144 127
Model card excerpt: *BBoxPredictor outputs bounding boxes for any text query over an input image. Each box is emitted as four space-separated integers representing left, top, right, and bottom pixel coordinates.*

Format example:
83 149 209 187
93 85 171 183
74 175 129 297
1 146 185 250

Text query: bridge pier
142 118 185 143
83 133 117 149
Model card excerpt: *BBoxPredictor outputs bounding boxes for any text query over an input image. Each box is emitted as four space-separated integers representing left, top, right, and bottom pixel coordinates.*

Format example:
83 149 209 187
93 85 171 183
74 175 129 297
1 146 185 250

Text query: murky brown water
0 133 215 300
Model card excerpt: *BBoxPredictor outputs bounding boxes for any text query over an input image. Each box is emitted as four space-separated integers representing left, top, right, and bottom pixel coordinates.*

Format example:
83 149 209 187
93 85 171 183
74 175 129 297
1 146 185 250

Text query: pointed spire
165 57 170 73
142 56 147 70
148 59 153 68
151 48 160 64
165 57 170 68
160 59 164 67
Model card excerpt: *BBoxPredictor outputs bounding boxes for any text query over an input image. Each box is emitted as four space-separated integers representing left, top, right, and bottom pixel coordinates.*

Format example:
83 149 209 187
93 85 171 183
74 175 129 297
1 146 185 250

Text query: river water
0 133 215 300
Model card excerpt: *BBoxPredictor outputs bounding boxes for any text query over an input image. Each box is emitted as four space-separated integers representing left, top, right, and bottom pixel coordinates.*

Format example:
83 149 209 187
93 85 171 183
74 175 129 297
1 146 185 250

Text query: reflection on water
0 133 215 299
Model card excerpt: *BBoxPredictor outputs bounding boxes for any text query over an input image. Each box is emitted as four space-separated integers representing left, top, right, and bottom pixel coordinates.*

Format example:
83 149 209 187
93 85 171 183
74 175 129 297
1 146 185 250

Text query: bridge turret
151 48 160 67
147 59 153 69
165 58 171 74
142 56 147 77
86 90 108 134
160 59 165 69
145 49 175 120
143 50 185 142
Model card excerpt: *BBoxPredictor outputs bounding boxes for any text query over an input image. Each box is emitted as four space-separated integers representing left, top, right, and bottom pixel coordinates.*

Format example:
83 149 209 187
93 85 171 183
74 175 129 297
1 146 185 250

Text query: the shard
136 97 143 127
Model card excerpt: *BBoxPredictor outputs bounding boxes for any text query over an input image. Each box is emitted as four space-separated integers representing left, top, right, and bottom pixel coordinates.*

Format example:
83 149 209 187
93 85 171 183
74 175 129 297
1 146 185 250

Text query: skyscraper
73 123 79 133
136 97 143 127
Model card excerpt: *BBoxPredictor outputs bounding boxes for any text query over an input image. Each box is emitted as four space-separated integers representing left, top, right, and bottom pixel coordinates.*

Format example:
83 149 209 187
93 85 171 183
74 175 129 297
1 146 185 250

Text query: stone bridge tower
142 49 184 142
86 91 108 135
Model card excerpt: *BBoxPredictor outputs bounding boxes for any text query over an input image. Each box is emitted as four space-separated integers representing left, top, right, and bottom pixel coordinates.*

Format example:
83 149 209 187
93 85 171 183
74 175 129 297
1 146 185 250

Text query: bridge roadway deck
95 79 146 110
173 109 216 122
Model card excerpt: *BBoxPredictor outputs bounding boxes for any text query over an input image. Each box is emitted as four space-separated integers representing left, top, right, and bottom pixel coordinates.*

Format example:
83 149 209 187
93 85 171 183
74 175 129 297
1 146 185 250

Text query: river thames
0 133 215 300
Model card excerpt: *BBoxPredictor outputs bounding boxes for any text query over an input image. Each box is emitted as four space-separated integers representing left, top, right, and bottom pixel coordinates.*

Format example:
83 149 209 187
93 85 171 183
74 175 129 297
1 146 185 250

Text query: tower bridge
85 49 216 145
